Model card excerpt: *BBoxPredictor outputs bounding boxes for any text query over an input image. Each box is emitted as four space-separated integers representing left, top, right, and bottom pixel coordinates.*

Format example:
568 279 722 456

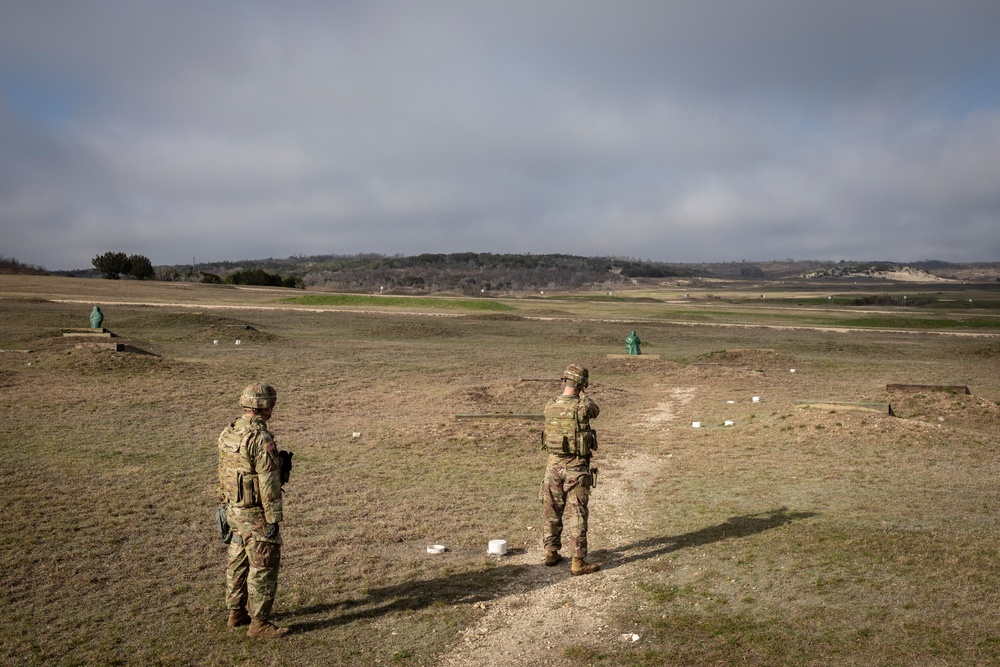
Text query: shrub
92 251 131 279
128 254 155 280
225 268 283 286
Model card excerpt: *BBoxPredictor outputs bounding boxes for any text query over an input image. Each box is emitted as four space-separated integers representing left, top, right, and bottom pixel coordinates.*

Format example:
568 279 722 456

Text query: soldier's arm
252 432 284 524
582 395 600 419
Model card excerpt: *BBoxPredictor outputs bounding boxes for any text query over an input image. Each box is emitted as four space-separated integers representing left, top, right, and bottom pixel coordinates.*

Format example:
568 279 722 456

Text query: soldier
540 364 601 575
218 383 289 638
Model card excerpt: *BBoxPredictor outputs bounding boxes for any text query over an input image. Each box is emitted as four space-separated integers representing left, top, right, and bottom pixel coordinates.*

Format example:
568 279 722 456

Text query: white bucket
426 544 446 554
691 421 701 428
752 396 761 403
487 539 508 555
724 420 735 426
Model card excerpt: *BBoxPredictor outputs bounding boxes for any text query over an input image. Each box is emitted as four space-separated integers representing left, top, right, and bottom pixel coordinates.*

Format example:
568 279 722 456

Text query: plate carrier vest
218 420 265 508
543 395 596 457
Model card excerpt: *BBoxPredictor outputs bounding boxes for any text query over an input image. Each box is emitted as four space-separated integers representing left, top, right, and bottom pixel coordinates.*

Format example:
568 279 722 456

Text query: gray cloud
2 1 999 270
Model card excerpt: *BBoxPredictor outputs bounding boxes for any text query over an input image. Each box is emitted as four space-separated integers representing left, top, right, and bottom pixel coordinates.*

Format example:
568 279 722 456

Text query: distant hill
151 253 689 294
50 253 1000 293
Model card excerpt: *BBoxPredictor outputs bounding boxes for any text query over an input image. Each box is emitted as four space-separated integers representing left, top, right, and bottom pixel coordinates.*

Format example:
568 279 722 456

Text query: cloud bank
2 1 999 270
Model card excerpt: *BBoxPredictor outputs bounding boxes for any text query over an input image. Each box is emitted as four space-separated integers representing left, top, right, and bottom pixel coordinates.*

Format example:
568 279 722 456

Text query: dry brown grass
2 275 1000 666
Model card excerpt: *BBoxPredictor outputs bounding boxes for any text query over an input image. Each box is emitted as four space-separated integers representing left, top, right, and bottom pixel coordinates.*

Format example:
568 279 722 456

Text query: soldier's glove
278 450 293 485
265 523 279 540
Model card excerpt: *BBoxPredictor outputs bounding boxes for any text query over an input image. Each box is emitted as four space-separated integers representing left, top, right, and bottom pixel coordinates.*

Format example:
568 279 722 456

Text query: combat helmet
240 382 277 410
561 364 589 388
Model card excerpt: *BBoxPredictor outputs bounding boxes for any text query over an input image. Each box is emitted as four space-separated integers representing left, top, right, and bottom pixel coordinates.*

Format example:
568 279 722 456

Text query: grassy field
2 274 1000 666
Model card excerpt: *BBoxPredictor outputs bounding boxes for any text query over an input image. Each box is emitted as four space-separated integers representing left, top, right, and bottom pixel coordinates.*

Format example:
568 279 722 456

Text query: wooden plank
63 332 113 338
455 414 545 421
796 401 891 414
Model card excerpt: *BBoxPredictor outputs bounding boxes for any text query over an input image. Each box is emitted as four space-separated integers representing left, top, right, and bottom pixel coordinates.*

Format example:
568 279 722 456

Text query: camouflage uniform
218 413 284 622
541 391 600 559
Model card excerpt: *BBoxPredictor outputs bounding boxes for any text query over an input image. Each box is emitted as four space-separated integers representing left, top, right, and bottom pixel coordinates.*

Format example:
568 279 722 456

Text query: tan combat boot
247 619 289 638
544 551 562 566
227 609 251 628
571 557 600 576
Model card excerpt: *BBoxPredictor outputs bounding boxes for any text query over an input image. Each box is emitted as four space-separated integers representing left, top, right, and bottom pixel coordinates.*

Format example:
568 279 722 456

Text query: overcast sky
2 1 999 271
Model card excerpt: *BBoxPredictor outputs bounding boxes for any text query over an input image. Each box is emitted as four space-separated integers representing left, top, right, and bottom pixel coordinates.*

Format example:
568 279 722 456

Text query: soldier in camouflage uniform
218 383 289 638
540 364 601 575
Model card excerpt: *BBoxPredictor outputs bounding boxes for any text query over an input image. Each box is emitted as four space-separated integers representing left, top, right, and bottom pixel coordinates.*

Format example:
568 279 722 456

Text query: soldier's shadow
592 506 817 570
284 507 815 633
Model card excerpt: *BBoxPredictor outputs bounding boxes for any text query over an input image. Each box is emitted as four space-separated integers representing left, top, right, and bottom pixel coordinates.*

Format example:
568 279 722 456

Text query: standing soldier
218 383 289 638
540 364 601 575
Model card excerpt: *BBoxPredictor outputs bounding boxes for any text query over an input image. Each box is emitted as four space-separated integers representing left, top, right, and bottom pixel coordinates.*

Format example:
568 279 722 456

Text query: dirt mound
889 391 1000 431
693 348 800 370
458 380 556 413
19 340 165 376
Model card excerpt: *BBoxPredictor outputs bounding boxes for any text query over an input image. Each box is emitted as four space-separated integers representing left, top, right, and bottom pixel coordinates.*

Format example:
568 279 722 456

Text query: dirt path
437 389 695 666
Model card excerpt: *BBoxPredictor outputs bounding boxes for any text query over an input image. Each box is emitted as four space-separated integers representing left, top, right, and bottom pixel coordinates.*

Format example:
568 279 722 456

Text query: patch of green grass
546 294 664 303
284 294 516 311
838 316 1000 329
564 645 606 661
638 582 684 603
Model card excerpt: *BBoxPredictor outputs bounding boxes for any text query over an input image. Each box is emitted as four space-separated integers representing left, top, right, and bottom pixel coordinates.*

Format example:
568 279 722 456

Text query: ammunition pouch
235 471 260 507
578 429 597 457
215 506 233 544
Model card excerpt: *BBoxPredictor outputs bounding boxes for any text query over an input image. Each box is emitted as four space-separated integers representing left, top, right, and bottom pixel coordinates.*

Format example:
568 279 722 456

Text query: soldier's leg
246 536 281 621
564 468 592 559
225 535 250 611
540 465 567 553
225 511 250 616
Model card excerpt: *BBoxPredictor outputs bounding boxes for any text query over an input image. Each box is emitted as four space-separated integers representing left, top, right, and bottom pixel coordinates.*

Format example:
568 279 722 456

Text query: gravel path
437 391 695 666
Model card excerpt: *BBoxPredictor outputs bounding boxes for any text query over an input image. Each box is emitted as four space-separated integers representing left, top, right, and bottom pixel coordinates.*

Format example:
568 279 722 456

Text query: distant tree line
0 256 49 275
223 268 303 288
297 253 688 294
151 252 687 294
62 253 1000 292
154 267 303 288
89 252 305 287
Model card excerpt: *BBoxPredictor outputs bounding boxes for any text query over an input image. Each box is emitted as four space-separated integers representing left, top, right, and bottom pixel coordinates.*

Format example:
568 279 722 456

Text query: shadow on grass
121 344 159 356
595 506 817 571
284 507 814 634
